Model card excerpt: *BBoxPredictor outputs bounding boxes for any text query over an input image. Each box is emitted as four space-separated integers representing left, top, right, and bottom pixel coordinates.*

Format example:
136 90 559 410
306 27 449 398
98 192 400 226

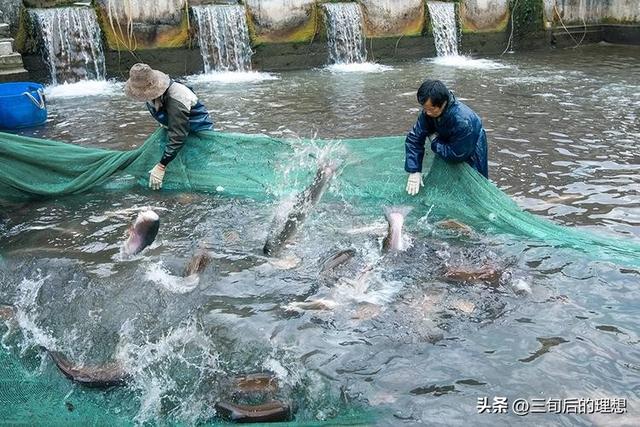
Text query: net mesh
0 128 639 424
1 128 638 267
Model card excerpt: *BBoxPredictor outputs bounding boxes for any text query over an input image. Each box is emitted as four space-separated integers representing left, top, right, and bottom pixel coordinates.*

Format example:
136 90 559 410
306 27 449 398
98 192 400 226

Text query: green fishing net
1 128 638 267
0 128 639 424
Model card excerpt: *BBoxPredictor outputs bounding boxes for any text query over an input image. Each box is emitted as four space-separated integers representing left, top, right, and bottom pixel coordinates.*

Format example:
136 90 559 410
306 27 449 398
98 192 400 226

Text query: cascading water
427 1 459 56
192 5 253 73
322 3 367 64
30 7 106 84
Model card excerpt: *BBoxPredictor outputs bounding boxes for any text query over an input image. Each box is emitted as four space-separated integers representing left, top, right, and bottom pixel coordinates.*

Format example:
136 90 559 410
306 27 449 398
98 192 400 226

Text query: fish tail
383 206 413 222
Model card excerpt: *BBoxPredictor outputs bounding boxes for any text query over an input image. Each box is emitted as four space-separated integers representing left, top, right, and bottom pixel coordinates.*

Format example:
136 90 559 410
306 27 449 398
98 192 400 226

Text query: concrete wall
246 0 317 43
94 0 188 49
608 0 640 23
12 0 640 82
359 0 425 37
461 0 510 32
96 0 185 23
553 0 607 24
548 0 640 25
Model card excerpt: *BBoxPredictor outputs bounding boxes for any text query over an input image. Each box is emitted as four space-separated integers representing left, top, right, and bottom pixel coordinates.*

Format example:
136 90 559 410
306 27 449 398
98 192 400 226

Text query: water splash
14 275 58 353
145 262 200 294
44 80 122 99
30 7 106 84
117 319 221 424
325 63 393 73
427 1 459 57
429 56 510 70
186 71 279 84
323 3 367 64
192 5 253 72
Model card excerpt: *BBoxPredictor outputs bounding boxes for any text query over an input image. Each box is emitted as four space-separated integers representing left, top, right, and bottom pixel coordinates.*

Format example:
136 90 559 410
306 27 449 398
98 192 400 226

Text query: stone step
0 38 14 56
0 68 29 83
0 24 9 38
0 52 23 70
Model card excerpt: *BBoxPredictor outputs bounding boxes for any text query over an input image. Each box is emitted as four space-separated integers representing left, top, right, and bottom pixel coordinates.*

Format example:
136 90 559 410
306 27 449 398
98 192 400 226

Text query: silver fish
320 248 356 273
122 210 159 256
263 163 336 257
382 206 412 253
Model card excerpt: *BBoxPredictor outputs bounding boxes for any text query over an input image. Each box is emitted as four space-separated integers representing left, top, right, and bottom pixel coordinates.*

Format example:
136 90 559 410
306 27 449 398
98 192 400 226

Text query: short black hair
416 80 449 107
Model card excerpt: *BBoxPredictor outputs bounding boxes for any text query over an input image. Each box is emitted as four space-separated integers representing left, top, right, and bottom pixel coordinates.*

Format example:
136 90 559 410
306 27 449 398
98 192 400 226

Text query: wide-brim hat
124 63 171 101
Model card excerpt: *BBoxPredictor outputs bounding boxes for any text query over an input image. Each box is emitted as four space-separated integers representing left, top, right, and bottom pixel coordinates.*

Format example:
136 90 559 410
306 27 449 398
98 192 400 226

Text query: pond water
1 43 639 425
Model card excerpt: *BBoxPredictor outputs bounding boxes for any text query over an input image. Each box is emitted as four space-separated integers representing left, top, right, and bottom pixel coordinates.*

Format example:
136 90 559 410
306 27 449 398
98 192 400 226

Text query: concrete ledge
0 52 23 70
602 24 640 45
0 38 14 56
550 24 640 48
0 24 9 38
103 48 204 81
0 68 29 82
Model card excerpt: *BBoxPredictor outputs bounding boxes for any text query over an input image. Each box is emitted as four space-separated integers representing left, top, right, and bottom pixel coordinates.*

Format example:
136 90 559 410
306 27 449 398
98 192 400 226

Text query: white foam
117 320 220 424
428 55 509 70
14 276 58 352
186 71 280 84
44 79 122 98
145 262 199 294
325 62 394 73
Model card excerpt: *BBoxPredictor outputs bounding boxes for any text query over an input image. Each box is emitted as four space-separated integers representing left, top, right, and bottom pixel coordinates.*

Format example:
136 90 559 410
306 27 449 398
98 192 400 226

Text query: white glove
149 163 166 190
406 172 423 196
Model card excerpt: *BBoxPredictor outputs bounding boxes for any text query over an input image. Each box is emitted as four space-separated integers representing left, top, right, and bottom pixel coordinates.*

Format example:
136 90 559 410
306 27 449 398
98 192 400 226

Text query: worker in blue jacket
405 79 488 195
124 63 214 190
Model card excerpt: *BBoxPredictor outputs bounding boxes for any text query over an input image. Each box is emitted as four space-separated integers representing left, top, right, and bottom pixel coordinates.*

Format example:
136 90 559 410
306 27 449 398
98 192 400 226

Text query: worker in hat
124 63 214 190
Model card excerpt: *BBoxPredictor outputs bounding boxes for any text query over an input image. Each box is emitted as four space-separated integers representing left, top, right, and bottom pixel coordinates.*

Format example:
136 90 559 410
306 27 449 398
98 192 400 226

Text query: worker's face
423 99 446 118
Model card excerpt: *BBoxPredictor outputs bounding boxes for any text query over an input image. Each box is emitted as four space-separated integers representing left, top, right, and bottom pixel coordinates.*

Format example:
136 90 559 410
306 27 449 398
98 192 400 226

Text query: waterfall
192 5 253 73
30 7 106 85
322 3 367 64
427 1 459 57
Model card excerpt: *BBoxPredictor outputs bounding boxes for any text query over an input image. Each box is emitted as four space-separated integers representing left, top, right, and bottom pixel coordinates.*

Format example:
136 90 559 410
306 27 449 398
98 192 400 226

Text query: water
323 3 367 64
192 5 253 73
2 44 640 424
427 1 459 57
30 7 106 84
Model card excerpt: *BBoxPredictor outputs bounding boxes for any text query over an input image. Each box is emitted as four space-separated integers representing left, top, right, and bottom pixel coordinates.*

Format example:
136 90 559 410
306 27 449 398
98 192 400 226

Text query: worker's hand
406 172 423 196
148 163 166 190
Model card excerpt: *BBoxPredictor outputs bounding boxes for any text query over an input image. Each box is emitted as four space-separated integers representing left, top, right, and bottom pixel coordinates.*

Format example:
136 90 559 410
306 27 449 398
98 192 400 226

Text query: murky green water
2 44 639 425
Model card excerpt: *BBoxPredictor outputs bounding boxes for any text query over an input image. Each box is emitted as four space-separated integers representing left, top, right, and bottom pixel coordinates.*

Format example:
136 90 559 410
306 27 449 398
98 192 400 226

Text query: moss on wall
461 3 510 33
95 4 190 50
247 3 319 45
511 0 543 38
13 6 38 54
22 0 77 7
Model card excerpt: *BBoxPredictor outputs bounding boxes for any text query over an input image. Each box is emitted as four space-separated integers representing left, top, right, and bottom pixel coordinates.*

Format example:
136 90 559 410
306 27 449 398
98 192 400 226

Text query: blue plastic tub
0 82 48 130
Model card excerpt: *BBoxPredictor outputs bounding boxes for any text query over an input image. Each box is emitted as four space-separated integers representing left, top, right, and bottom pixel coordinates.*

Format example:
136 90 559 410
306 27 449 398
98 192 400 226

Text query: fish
382 206 412 253
320 248 356 273
215 400 291 423
232 372 278 395
435 219 474 236
263 163 337 257
122 210 160 256
442 265 502 285
0 304 15 321
183 249 212 277
48 351 129 388
285 298 339 312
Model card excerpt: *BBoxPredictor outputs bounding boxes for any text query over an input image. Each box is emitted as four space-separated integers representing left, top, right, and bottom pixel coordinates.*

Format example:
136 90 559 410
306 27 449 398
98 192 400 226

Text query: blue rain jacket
405 92 488 178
